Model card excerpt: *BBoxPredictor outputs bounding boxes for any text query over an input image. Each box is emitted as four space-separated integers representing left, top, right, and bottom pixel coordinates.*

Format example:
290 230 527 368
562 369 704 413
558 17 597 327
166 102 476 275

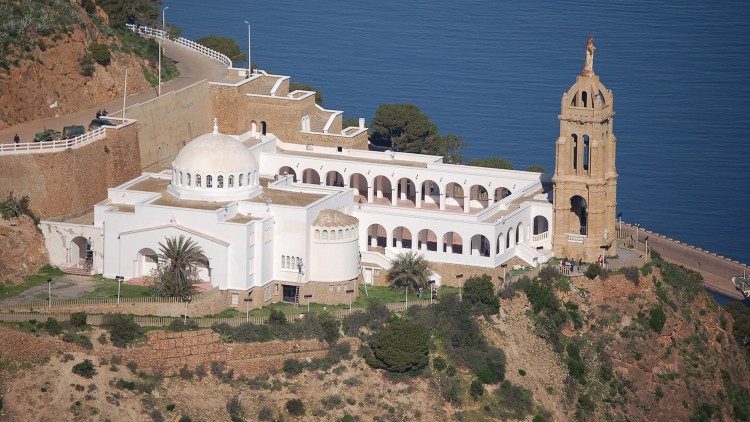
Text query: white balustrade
0 127 107 155
126 24 233 68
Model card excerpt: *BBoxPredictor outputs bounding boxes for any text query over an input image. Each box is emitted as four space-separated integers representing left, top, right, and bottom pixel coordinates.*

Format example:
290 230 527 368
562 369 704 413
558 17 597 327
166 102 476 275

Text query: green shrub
0 194 39 223
470 379 484 399
566 341 586 384
70 312 87 328
166 403 175 411
77 53 95 76
102 314 142 347
490 380 534 420
649 305 666 333
62 332 93 350
227 396 244 421
170 318 198 331
584 264 603 280
538 267 561 283
622 267 640 285
285 398 305 416
578 394 596 412
40 317 62 335
210 361 234 382
640 263 653 276
268 308 286 325
258 406 273 421
81 0 96 14
72 359 96 378
178 416 191 422
464 274 500 315
318 311 341 343
196 35 246 62
321 394 343 410
432 356 447 371
282 359 305 376
89 43 111 66
475 348 506 384
368 318 429 373
439 376 464 405
178 365 193 380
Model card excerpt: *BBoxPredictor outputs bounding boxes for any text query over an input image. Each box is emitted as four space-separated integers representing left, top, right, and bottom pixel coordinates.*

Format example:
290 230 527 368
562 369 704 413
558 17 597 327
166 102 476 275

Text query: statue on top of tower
582 36 596 76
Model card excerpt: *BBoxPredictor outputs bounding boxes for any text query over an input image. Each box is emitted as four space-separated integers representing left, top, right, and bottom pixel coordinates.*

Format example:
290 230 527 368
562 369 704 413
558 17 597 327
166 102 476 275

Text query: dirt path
0 40 228 144
0 275 98 306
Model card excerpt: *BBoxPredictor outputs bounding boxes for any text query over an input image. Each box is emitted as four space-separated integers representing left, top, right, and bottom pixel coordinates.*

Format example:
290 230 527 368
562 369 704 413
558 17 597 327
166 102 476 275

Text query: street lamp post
428 280 435 305
47 278 52 308
244 297 253 322
158 6 169 97
115 275 123 304
303 294 313 313
644 236 649 257
121 67 128 120
183 296 191 324
634 223 640 245
243 20 251 75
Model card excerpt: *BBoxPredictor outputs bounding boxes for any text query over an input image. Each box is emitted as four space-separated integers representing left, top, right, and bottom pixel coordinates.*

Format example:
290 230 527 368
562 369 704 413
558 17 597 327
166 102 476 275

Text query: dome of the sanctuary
173 121 258 174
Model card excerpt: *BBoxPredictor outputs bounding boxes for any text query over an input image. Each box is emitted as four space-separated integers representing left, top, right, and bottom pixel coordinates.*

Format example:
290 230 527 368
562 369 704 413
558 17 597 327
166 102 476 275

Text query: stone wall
118 329 330 377
128 80 213 171
0 123 141 219
227 279 359 309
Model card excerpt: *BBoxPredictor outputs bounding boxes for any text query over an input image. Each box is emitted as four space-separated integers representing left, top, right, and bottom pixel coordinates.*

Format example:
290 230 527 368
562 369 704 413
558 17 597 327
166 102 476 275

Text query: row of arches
570 89 605 108
279 167 513 212
172 170 258 189
365 216 549 258
250 120 267 136
281 255 301 271
571 133 591 172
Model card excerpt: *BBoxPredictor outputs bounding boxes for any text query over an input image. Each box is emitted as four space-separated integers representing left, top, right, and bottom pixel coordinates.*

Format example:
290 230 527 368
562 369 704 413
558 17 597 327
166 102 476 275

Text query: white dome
173 132 257 173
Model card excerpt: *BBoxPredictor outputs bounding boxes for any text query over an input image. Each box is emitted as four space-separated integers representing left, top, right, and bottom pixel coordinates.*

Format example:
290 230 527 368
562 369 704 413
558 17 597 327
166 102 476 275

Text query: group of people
95 109 109 118
560 257 584 273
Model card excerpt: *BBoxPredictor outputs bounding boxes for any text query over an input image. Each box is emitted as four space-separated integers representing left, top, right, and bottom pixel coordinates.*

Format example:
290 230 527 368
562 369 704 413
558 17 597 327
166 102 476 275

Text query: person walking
13 133 20 144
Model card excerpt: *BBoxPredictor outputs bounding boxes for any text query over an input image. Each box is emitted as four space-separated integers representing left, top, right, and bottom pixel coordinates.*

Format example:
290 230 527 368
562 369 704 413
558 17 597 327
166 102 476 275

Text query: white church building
41 118 553 301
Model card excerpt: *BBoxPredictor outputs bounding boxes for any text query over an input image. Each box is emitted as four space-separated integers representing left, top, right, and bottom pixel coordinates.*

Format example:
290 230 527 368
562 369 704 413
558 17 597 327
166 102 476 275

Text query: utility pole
47 278 52 308
158 6 169 97
244 297 253 322
346 290 354 311
116 275 123 304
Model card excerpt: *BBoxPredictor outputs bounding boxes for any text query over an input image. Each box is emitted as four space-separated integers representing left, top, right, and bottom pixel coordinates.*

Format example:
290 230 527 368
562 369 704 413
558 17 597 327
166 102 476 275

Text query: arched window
187 173 191 186
286 256 291 268
583 135 590 171
179 172 183 185
217 175 224 188
345 229 350 238
281 255 285 268
196 174 202 187
315 230 320 240
571 92 578 107
338 230 343 239
582 91 588 108
261 121 267 135
572 134 579 170
248 173 252 185
228 175 234 188
322 230 329 240
239 174 244 186
206 175 213 188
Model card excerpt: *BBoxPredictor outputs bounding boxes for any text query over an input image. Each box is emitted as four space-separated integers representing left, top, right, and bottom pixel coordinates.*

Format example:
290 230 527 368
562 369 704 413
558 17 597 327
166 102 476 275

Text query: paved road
0 40 228 144
625 223 749 299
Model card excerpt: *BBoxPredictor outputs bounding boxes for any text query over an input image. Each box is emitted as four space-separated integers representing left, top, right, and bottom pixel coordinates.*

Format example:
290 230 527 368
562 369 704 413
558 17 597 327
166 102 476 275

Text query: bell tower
552 37 618 262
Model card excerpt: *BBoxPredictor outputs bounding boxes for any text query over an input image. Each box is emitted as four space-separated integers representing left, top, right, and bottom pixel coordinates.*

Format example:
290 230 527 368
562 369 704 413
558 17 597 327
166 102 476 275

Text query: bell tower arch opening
552 36 617 262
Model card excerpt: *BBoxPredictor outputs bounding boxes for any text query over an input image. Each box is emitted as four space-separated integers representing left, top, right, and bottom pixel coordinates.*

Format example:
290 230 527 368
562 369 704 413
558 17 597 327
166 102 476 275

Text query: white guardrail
0 127 107 155
126 24 233 68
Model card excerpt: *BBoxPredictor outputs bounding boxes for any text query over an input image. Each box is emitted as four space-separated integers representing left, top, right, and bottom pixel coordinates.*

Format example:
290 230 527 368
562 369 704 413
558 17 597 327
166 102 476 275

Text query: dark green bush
196 35 246 62
70 312 87 328
439 376 464 405
649 305 666 333
538 267 561 283
258 406 273 421
72 359 96 378
210 361 234 382
584 264 603 280
640 263 653 276
0 194 39 224
368 318 429 373
227 396 244 422
622 267 640 285
475 348 506 384
103 314 142 347
89 43 111 66
169 318 198 331
463 274 500 315
470 379 484 399
490 380 534 420
268 308 286 324
40 317 62 335
318 311 341 343
321 394 343 410
282 359 305 376
432 356 447 371
566 341 586 384
178 365 193 380
285 398 305 416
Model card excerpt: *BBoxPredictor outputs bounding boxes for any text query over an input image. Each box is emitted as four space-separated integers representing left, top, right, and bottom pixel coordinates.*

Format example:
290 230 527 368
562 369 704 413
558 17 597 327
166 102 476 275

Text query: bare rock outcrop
0 215 48 283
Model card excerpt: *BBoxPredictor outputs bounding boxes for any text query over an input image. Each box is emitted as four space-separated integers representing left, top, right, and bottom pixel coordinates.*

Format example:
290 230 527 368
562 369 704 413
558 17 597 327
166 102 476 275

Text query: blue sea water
163 0 750 265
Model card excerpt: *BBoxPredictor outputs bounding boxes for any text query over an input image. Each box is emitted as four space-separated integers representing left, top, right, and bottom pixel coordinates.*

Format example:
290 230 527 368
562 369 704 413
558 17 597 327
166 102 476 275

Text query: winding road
0 40 228 144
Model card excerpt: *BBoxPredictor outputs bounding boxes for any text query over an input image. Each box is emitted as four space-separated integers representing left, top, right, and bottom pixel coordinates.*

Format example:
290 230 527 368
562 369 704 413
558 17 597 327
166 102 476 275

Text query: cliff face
0 215 48 283
0 3 153 128
494 265 750 421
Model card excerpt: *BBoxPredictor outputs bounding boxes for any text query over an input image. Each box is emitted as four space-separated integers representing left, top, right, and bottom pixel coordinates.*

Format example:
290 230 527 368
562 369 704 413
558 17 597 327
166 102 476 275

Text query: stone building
36 36 616 307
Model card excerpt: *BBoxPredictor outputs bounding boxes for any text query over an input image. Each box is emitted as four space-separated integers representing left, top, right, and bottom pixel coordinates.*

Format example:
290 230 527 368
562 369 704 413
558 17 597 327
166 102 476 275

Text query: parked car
33 129 60 142
62 125 86 139
88 118 113 130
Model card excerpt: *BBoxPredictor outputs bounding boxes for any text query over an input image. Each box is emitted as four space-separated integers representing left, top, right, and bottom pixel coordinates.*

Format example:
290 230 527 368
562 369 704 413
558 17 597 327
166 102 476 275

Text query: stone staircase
63 266 91 276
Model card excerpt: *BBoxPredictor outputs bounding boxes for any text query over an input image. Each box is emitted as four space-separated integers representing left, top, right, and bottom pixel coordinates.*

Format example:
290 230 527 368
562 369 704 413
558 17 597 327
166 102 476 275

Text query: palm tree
387 251 431 293
153 235 205 298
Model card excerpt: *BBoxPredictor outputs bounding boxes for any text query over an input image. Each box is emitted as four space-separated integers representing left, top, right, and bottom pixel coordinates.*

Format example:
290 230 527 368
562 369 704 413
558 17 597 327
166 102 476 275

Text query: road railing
126 24 233 68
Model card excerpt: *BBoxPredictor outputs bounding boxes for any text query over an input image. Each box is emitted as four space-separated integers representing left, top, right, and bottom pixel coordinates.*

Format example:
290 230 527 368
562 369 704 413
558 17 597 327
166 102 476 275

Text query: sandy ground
0 275 99 306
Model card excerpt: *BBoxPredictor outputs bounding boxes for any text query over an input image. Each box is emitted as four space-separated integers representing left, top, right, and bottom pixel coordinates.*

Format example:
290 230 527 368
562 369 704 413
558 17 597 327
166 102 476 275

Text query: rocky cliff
0 1 154 128
0 215 48 283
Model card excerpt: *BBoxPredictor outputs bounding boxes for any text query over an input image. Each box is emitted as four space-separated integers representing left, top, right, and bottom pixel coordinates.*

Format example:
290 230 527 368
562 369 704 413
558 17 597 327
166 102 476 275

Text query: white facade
41 125 553 291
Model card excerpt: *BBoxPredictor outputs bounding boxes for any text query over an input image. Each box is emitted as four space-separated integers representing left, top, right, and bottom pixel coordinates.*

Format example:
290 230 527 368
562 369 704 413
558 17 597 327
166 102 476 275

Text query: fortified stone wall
116 329 330 377
0 124 141 219
128 80 213 171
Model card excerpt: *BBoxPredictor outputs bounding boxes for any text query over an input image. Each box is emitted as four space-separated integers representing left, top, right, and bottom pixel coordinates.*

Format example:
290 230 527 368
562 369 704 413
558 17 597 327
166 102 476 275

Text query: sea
163 1 750 271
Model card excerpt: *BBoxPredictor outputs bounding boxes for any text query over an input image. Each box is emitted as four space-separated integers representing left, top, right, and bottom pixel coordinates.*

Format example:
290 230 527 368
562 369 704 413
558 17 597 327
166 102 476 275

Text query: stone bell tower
552 37 618 262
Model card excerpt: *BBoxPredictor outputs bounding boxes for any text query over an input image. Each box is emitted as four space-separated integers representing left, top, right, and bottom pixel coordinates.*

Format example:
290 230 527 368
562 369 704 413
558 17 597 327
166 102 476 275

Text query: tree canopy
467 156 514 170
153 235 205 298
370 104 464 163
368 318 430 373
526 165 546 173
97 0 160 29
463 274 500 315
196 35 246 63
289 82 323 105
